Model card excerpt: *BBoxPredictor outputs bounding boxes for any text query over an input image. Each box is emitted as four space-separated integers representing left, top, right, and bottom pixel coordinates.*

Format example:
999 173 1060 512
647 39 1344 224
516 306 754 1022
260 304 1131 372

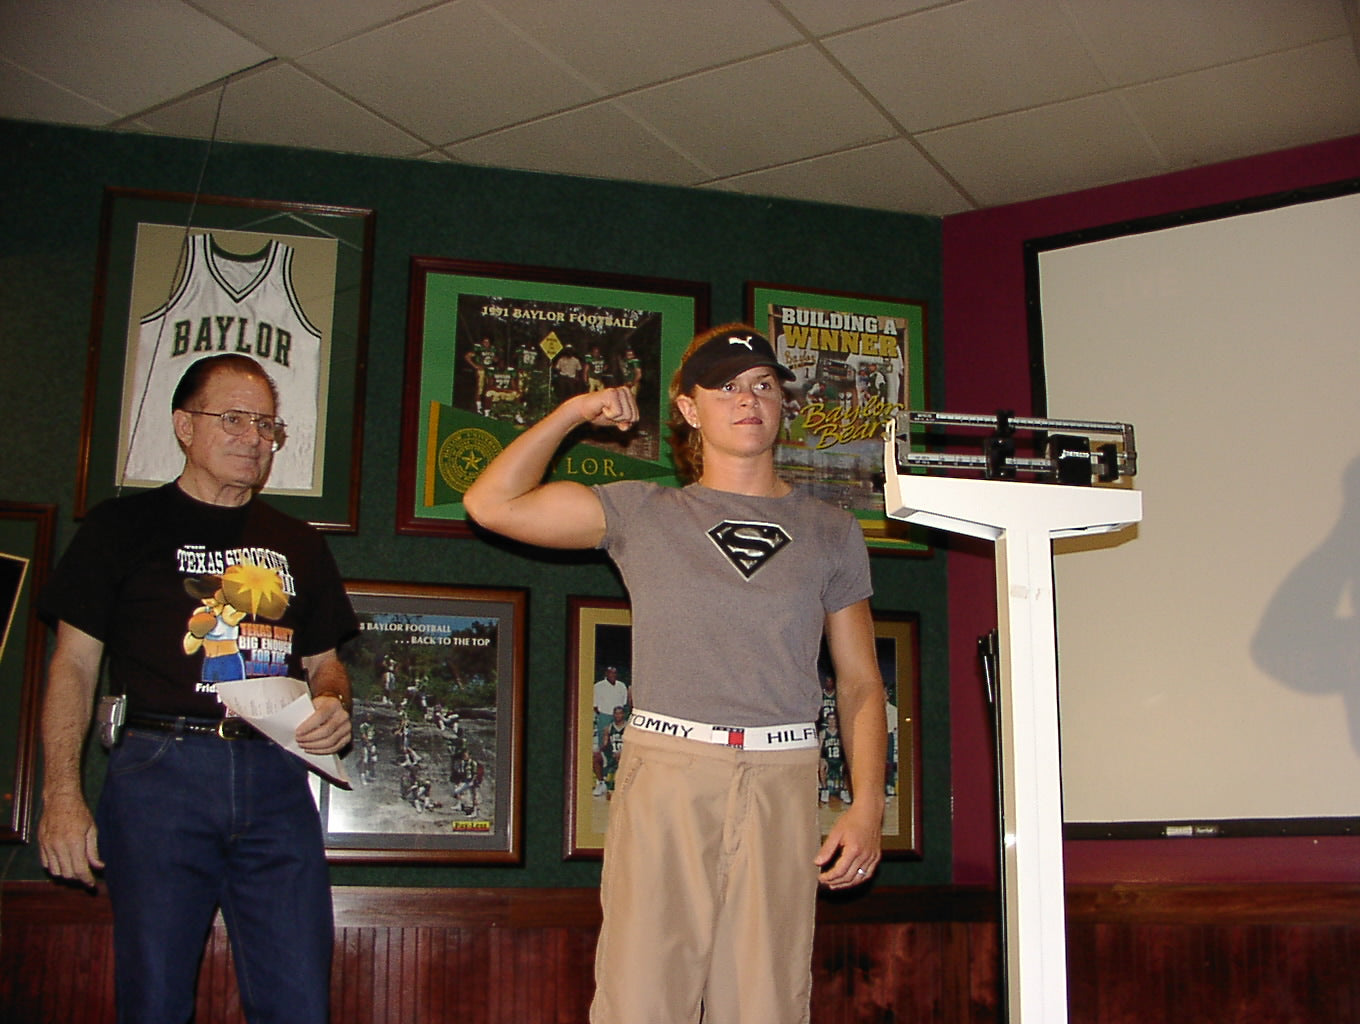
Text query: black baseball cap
679 327 796 393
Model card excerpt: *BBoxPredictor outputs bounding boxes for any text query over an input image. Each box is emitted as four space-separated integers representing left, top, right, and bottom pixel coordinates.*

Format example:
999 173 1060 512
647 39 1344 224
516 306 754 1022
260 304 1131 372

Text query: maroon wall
940 134 1360 885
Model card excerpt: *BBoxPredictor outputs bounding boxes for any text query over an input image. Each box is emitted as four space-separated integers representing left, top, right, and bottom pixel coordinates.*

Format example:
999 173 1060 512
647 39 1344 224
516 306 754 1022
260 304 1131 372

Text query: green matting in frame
399 258 708 536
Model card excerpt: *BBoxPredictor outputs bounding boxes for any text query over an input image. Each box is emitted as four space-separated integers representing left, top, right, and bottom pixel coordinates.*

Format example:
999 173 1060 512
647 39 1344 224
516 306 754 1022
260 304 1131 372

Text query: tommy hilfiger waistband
627 709 819 750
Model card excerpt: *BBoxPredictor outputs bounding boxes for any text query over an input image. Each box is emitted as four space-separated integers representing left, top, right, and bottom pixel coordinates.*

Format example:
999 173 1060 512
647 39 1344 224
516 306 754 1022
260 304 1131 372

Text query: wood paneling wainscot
3 883 1357 1023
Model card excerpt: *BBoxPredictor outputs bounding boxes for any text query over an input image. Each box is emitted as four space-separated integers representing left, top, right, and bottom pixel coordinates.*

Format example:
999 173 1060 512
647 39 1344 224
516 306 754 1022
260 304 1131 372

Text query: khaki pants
590 727 821 1024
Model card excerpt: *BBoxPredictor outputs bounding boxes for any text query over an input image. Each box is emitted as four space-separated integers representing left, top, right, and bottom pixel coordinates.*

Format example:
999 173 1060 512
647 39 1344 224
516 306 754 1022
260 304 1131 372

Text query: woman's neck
698 458 790 498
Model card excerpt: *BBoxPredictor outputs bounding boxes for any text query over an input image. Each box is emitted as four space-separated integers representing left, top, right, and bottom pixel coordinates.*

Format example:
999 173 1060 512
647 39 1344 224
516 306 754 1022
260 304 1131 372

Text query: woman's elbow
461 480 500 529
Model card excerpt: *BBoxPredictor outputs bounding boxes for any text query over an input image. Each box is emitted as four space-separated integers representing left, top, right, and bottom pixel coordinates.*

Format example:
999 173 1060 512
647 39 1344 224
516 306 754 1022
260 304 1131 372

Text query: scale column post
882 417 1142 1024
995 524 1069 1024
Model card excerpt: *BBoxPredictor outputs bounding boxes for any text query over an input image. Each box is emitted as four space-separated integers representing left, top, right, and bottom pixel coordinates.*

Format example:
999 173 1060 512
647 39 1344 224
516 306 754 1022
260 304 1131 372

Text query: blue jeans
96 726 333 1024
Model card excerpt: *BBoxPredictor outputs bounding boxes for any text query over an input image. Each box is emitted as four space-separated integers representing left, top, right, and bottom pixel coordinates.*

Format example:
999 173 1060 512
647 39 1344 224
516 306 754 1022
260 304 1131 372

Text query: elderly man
37 353 356 1024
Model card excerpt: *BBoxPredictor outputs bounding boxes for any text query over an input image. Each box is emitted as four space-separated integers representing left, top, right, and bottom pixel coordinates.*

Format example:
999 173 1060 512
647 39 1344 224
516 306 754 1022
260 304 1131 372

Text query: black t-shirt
40 483 357 718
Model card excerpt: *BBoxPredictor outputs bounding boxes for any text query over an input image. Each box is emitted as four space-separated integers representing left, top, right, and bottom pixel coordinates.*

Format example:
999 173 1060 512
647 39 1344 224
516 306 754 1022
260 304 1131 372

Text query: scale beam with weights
882 410 1142 1024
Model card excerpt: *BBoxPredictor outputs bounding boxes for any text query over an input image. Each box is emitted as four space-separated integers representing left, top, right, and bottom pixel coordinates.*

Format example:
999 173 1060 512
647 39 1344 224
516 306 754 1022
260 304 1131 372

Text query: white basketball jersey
122 232 324 493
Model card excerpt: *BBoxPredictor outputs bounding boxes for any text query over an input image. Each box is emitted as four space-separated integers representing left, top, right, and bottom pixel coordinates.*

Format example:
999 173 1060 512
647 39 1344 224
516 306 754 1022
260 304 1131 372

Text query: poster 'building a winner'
750 287 927 551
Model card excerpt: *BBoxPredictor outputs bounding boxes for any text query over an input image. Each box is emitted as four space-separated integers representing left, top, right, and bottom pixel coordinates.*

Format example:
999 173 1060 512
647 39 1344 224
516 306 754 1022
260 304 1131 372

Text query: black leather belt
126 713 266 740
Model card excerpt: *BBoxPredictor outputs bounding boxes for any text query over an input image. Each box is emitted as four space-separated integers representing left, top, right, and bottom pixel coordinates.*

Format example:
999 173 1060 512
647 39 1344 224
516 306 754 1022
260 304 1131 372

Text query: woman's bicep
471 480 607 549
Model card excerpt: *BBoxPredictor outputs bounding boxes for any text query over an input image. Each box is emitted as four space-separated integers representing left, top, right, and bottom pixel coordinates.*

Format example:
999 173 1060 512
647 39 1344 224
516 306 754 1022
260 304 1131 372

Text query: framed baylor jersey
78 188 374 531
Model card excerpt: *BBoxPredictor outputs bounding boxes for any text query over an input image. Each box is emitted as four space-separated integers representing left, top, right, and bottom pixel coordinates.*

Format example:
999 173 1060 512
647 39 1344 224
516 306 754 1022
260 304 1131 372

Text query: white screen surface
1035 186 1360 828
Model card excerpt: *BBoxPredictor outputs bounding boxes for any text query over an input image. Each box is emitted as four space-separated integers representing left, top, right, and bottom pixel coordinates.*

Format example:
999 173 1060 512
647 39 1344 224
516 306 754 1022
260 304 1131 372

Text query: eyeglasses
186 409 286 450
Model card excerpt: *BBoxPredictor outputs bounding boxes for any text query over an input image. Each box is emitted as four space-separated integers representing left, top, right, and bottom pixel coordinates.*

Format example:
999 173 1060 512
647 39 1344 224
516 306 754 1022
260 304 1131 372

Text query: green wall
0 119 949 888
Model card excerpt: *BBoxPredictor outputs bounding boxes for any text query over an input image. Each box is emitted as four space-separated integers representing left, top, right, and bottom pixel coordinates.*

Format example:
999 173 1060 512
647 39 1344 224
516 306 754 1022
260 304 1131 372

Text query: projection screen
1028 181 1360 836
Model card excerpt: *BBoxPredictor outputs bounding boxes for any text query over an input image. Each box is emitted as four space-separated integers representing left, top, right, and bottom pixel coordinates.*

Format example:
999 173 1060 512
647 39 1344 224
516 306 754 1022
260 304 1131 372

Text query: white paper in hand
215 677 350 787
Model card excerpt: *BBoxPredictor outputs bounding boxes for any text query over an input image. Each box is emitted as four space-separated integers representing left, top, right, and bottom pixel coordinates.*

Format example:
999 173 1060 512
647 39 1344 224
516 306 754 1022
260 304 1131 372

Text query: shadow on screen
1252 453 1360 757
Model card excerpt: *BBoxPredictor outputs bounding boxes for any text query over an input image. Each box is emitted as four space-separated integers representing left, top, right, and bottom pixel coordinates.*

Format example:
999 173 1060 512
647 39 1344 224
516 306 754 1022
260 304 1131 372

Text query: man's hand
298 650 351 754
37 792 103 888
296 693 351 755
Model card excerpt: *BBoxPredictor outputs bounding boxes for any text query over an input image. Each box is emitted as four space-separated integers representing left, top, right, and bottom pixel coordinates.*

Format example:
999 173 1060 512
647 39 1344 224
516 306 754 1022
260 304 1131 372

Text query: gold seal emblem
438 428 503 493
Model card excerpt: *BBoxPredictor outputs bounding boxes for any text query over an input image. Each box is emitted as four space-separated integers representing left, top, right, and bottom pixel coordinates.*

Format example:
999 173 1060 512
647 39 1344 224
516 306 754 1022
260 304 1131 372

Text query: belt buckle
217 718 249 740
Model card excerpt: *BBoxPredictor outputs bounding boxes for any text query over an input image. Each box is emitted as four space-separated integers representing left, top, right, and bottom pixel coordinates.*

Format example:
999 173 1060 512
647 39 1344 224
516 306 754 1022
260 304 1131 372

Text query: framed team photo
397 258 709 536
817 611 923 859
745 282 930 553
0 502 55 844
77 188 374 531
325 581 526 863
563 597 633 860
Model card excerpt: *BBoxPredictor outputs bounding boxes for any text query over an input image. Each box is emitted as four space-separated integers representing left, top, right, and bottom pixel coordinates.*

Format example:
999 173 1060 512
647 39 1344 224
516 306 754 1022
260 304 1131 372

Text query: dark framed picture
564 597 632 860
820 612 923 859
77 187 374 531
0 502 55 843
327 581 526 863
745 282 930 552
563 598 922 860
398 258 709 536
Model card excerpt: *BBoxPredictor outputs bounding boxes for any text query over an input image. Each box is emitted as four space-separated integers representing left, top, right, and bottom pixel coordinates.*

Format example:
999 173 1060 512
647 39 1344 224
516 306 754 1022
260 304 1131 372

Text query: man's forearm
305 652 351 708
41 637 102 802
41 693 93 802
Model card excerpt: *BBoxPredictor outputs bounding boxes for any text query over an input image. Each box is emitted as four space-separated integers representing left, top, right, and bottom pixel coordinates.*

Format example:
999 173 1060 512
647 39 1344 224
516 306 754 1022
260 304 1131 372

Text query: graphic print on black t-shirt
706 521 792 579
178 542 296 692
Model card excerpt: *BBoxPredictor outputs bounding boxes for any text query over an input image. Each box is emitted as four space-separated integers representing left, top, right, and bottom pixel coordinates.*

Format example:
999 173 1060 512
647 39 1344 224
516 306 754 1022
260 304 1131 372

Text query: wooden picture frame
563 598 922 860
836 612 922 859
77 187 374 531
327 581 526 863
398 258 709 535
745 281 930 552
0 502 55 843
564 597 632 860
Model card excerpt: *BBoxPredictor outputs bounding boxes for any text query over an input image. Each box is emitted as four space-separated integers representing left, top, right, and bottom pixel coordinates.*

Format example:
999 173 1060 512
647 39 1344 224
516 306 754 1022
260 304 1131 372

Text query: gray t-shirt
594 481 872 726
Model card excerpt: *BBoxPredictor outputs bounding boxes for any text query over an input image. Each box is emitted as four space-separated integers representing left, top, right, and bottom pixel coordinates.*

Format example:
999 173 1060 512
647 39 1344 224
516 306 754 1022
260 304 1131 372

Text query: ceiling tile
483 0 801 92
137 64 428 158
1123 38 1360 169
0 59 119 125
3 0 1357 216
446 101 711 185
825 0 1107 131
778 0 942 37
1064 0 1349 86
0 0 269 116
918 93 1166 207
191 0 440 58
297 2 602 143
618 45 895 177
710 138 972 216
